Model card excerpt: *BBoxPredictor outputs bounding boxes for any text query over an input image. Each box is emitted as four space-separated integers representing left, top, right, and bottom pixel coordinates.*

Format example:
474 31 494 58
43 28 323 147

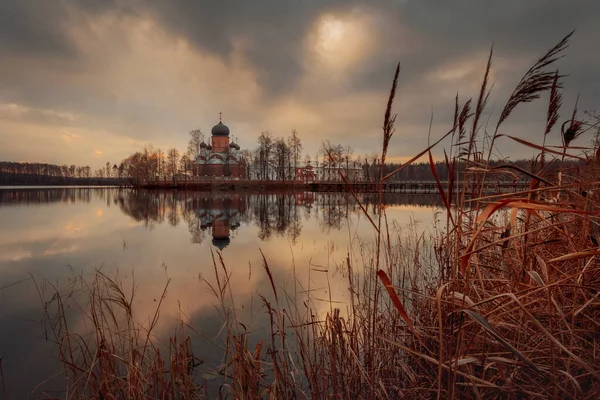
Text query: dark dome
212 237 230 250
206 144 212 150
229 142 237 148
211 121 230 136
200 142 207 148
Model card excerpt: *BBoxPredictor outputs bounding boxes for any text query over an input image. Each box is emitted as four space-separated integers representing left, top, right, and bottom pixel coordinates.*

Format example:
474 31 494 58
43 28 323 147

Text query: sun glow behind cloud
308 11 375 74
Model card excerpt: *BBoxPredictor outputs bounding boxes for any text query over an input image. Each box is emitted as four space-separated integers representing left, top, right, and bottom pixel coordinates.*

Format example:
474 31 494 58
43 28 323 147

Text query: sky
1 0 599 168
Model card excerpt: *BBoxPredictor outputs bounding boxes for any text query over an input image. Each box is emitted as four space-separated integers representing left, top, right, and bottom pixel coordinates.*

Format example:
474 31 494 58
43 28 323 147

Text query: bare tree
179 154 191 175
287 129 303 179
256 131 273 180
166 148 180 178
343 145 354 181
368 152 379 182
187 129 204 161
273 137 290 180
240 149 253 178
319 141 344 181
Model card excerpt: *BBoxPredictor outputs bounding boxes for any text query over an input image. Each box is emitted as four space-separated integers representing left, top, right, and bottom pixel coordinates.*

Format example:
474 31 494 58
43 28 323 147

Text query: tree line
0 161 127 185
3 126 584 186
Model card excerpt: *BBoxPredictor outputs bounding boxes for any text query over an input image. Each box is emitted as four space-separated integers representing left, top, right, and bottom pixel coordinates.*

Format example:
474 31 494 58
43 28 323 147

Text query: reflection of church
193 113 243 178
195 195 243 250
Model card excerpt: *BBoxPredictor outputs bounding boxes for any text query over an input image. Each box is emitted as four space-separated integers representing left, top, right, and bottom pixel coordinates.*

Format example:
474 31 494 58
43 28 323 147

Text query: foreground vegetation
40 33 600 399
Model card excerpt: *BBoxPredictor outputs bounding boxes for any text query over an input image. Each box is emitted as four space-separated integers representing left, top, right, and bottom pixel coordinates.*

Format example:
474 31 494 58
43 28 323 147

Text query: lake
0 188 440 398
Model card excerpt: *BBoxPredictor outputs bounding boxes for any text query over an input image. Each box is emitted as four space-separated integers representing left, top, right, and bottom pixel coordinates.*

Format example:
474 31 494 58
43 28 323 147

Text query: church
193 114 244 178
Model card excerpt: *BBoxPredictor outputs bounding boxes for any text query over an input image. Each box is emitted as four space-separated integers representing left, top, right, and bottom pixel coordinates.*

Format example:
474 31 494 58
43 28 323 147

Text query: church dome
200 142 207 148
211 121 230 137
229 142 237 148
212 237 230 250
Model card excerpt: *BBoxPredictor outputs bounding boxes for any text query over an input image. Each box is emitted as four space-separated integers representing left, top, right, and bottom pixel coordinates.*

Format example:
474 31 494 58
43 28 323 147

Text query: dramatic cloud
1 0 599 167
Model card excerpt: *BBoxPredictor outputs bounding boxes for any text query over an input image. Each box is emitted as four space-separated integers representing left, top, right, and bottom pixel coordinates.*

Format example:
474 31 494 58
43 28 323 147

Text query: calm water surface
0 188 439 398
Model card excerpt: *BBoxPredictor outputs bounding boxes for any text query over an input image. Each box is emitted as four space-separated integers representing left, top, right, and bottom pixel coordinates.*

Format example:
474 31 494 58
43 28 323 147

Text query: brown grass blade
499 135 587 162
545 70 562 135
491 164 555 187
376 336 544 395
497 31 573 129
377 270 422 344
428 150 455 226
528 271 545 286
548 248 600 264
381 62 401 167
462 309 542 374
260 249 278 304
462 197 597 274
471 46 493 142
502 293 600 380
477 200 598 220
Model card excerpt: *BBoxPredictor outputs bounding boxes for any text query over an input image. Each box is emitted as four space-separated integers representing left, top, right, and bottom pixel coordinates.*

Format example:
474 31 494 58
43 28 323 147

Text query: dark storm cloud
0 0 132 58
146 0 368 95
3 0 599 105
0 1 76 57
353 1 600 92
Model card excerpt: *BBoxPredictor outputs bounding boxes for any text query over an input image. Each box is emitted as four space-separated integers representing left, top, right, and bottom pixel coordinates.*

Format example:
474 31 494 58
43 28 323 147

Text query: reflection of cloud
63 222 81 232
0 248 33 262
43 243 79 256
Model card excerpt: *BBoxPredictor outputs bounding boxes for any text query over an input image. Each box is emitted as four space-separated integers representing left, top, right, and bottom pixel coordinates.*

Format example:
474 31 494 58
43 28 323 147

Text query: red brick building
295 164 317 182
194 116 244 178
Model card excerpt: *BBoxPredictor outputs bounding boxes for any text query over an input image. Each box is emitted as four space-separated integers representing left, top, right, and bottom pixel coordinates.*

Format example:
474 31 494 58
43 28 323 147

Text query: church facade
193 117 244 178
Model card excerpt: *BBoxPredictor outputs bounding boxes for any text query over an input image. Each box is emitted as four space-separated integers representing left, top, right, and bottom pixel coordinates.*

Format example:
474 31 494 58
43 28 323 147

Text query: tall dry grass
44 32 600 399
214 31 600 399
40 272 204 399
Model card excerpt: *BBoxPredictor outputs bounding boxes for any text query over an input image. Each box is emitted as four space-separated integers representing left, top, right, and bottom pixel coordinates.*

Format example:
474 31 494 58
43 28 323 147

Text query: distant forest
1 158 585 186
0 161 127 185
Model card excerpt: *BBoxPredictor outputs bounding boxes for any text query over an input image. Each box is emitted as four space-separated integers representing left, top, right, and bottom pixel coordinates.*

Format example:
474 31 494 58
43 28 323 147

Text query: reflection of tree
318 193 348 233
0 188 94 206
248 193 307 241
115 189 166 228
114 190 442 244
180 195 208 244
254 194 273 240
4 188 441 247
186 214 204 244
167 194 180 227
287 213 302 244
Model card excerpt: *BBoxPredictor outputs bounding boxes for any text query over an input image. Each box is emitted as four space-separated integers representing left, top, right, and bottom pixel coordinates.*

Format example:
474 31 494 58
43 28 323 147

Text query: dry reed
43 32 600 399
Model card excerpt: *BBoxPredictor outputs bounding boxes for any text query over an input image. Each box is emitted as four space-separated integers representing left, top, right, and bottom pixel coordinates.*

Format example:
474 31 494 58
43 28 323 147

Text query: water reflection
0 187 94 205
110 190 442 249
0 188 440 398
